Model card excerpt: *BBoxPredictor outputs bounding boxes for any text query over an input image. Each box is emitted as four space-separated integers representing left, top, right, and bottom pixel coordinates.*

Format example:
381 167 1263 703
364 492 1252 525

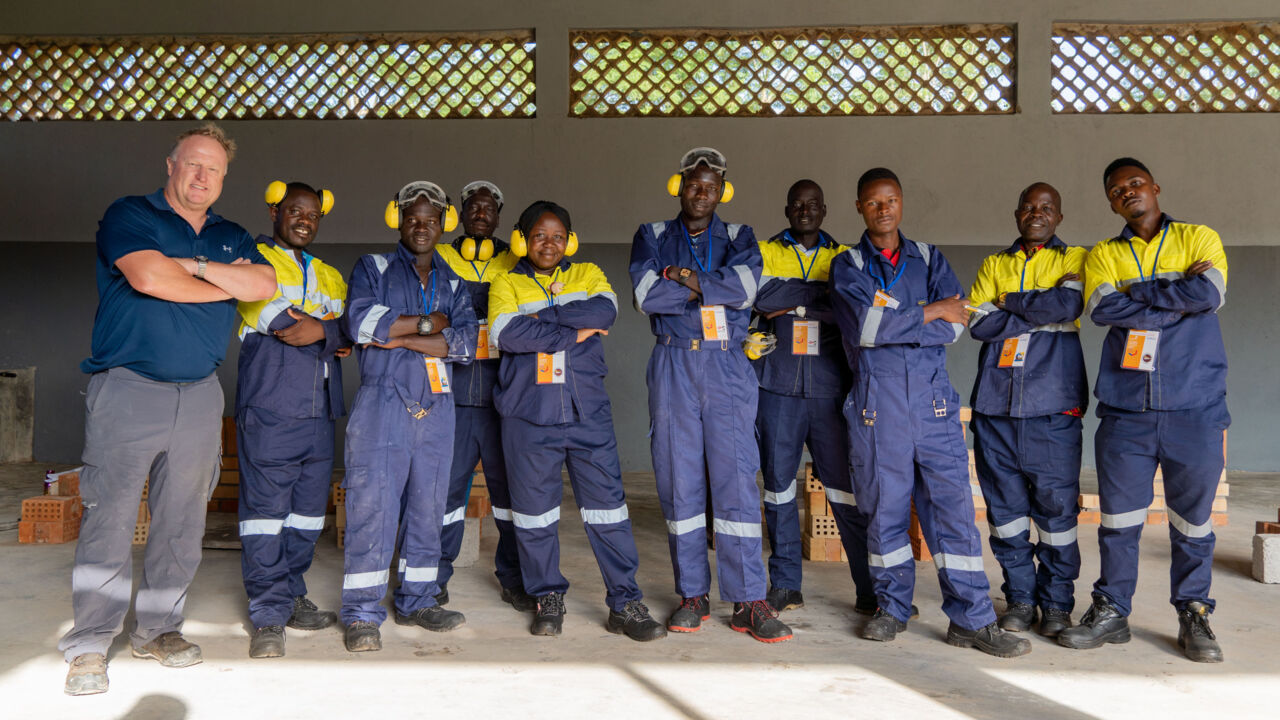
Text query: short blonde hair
171 122 237 163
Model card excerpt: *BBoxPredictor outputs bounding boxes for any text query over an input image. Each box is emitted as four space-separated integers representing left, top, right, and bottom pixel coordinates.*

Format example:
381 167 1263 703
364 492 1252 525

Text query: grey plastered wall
1 1 1277 469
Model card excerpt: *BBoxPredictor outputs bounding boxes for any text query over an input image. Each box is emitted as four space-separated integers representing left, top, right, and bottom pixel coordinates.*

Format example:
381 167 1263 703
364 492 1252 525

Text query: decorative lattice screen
0 31 536 121
569 25 1016 117
1052 22 1280 113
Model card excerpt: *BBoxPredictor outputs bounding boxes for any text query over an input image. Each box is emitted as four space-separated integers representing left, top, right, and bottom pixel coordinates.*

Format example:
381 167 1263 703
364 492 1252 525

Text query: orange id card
425 358 452 393
476 321 499 360
791 319 820 356
536 351 566 384
998 333 1030 368
700 305 728 341
1121 330 1159 372
873 289 900 308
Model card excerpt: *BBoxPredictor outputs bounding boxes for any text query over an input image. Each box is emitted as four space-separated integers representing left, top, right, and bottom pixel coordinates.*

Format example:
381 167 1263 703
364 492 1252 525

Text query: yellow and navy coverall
752 231 871 601
488 258 644 609
235 237 348 629
1083 214 1229 616
435 237 522 593
968 236 1088 613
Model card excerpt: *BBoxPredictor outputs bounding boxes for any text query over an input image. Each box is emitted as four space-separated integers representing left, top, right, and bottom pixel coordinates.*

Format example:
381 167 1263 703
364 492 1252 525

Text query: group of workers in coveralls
61 123 1230 697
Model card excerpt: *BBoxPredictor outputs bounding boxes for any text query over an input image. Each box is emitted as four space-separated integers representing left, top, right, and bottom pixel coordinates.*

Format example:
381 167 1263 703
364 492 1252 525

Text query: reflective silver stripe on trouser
441 507 466 525
239 518 285 536
357 305 391 344
989 516 1030 539
398 558 438 583
733 265 758 309
825 487 857 507
933 553 985 572
860 306 885 347
1168 508 1213 538
634 269 660 313
763 479 796 505
283 513 325 531
713 518 762 538
512 506 561 529
1085 282 1117 320
1101 508 1147 529
1204 267 1227 310
343 569 389 590
869 545 914 568
1034 522 1078 546
581 506 629 524
666 514 707 536
492 506 513 522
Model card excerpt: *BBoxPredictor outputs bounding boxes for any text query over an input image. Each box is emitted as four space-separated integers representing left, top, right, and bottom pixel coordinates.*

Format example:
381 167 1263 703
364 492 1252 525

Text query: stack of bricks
20 468 82 544
801 463 846 562
208 417 241 513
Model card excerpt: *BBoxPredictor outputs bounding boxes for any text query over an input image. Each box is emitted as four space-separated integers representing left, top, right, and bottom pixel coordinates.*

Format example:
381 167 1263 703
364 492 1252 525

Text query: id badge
1121 330 1159 372
873 289 901 309
476 320 500 360
424 358 452 393
791 319 820 356
536 351 567 384
700 305 728 341
998 333 1030 368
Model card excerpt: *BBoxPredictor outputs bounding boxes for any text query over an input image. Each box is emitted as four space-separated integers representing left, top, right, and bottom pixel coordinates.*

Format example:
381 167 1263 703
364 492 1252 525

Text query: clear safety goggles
678 147 728 175
460 180 504 209
396 181 449 210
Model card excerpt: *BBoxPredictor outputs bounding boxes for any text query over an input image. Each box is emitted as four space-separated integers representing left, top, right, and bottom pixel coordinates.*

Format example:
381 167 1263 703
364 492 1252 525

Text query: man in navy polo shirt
60 123 276 696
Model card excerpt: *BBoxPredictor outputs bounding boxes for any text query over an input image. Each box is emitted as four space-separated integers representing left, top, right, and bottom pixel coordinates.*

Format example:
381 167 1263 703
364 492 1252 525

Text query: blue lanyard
681 221 712 273
299 250 313 303
866 246 908 292
468 259 490 282
418 271 437 315
784 232 820 281
1127 223 1170 283
534 267 560 306
1018 246 1034 292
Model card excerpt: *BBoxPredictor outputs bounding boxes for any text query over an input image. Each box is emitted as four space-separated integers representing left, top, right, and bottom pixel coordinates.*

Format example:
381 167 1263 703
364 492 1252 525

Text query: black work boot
947 622 1032 657
501 584 537 612
343 621 381 653
1038 607 1073 638
1177 602 1223 663
531 592 566 636
249 625 285 659
730 600 794 643
287 596 338 630
1058 596 1130 649
765 587 805 612
434 582 449 606
998 602 1037 632
861 608 908 642
395 605 466 632
854 595 878 616
607 600 668 642
666 594 711 633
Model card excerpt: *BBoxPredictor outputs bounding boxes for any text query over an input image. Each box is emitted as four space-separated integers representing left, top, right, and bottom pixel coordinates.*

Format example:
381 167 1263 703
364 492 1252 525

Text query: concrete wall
1 1 1276 468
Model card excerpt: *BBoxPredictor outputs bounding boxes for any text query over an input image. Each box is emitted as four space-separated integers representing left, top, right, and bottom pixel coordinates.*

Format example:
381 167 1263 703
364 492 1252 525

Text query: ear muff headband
665 174 734 204
267 181 335 215
385 199 459 231
460 237 495 262
509 229 578 258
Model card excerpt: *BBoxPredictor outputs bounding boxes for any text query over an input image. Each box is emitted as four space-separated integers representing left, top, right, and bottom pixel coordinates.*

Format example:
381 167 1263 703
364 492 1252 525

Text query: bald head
1017 182 1061 210
1014 182 1063 244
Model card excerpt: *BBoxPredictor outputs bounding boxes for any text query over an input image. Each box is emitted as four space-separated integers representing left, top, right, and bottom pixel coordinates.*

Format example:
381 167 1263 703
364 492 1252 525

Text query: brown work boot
64 653 108 696
132 631 203 668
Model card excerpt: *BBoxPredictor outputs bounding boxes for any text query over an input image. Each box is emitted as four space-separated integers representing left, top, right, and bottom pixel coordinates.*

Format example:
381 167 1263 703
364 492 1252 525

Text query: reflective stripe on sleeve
860 307 885 347
239 518 285 536
490 311 518 347
1031 322 1079 333
512 506 561 529
666 513 707 536
763 479 796 506
357 305 390 344
1101 508 1148 529
581 506 630 525
713 517 762 538
1085 282 1117 320
343 569 389 590
1060 280 1084 292
1203 267 1227 310
989 516 1030 539
868 545 914 568
733 265 757 309
634 269 660 313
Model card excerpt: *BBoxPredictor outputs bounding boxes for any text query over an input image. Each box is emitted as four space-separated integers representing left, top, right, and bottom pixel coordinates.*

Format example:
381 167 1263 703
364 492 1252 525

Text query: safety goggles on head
396 181 449 211
678 147 728 176
460 180 504 210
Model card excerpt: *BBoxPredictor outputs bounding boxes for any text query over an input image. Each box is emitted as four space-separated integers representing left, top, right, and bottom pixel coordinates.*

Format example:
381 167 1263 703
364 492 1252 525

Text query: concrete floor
2 462 1278 720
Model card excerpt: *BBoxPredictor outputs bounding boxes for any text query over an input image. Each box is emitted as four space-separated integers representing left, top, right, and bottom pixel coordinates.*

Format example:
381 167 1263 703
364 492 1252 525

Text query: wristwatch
678 267 693 281
997 292 1008 306
194 255 209 280
417 314 435 335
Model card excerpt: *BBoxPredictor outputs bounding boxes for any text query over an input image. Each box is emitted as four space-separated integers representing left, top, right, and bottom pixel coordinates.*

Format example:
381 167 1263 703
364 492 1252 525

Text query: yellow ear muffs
460 237 495 262
265 180 287 206
384 200 400 230
443 204 459 233
319 189 335 216
666 174 682 197
720 180 735 204
509 228 528 257
565 232 579 257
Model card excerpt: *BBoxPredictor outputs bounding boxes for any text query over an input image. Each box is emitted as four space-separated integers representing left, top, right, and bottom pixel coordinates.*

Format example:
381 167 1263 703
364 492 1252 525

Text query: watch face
679 268 692 279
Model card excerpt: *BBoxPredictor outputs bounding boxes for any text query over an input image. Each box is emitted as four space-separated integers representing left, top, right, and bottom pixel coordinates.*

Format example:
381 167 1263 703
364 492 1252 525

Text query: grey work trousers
58 367 222 661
